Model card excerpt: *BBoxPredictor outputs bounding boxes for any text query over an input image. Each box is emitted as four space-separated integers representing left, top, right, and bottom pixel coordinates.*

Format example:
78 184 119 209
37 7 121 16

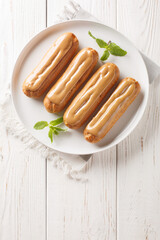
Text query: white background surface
0 0 160 239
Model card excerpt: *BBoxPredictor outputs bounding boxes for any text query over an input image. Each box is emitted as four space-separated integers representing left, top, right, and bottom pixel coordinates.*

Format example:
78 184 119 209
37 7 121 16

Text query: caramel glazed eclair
84 78 141 143
44 48 98 113
63 63 120 129
22 32 79 98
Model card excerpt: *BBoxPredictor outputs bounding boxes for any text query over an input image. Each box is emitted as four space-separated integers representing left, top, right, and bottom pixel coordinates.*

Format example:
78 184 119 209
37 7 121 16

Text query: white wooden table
0 0 160 239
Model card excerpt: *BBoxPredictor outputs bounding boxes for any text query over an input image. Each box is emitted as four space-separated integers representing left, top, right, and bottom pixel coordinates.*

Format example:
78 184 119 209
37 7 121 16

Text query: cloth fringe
0 84 87 182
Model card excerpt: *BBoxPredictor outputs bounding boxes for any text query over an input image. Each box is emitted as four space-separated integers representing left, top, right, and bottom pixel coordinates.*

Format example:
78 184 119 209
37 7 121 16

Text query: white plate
11 20 149 155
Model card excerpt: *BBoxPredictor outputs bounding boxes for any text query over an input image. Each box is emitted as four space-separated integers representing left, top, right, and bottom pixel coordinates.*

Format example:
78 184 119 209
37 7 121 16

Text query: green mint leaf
108 42 127 56
50 126 67 132
88 31 96 39
88 31 108 48
52 129 59 135
54 127 68 132
88 31 128 60
48 128 53 143
49 117 63 126
100 50 110 61
34 117 67 143
34 121 48 130
96 39 108 48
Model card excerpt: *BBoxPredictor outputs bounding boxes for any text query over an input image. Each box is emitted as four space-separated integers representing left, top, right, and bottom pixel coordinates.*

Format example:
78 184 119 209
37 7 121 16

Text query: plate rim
11 19 149 155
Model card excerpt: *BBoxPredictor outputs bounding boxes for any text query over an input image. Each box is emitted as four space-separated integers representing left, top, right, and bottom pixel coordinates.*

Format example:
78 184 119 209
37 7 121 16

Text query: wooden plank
117 0 160 239
0 0 46 239
47 0 117 240
47 0 117 28
47 150 117 240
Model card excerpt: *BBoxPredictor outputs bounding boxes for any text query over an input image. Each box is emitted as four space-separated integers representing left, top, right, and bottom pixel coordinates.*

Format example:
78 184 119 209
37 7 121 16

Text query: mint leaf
49 126 67 133
88 31 127 60
48 128 53 143
54 127 68 132
49 117 63 126
108 42 127 56
34 116 67 143
88 31 107 48
52 129 59 135
34 121 48 130
96 39 108 48
88 31 96 39
100 50 110 61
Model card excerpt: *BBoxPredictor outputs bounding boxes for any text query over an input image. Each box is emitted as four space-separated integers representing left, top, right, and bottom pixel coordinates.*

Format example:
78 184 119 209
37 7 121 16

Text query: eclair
63 63 120 129
22 32 79 98
44 48 98 113
84 78 141 143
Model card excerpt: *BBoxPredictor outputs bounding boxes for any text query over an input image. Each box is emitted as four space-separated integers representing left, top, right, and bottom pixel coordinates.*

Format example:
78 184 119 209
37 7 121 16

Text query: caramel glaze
22 32 79 98
63 63 120 129
44 48 98 113
84 78 141 143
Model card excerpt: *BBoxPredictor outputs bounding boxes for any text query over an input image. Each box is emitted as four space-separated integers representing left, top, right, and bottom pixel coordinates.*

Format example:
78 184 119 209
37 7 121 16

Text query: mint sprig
34 121 48 129
34 117 67 143
88 31 127 61
100 50 110 61
49 117 64 126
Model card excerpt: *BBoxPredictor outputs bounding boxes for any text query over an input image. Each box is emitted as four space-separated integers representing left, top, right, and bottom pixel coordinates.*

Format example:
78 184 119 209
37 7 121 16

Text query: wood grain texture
0 0 46 239
0 133 46 240
47 1 117 240
47 149 116 240
117 0 160 239
47 0 117 28
1 0 160 240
